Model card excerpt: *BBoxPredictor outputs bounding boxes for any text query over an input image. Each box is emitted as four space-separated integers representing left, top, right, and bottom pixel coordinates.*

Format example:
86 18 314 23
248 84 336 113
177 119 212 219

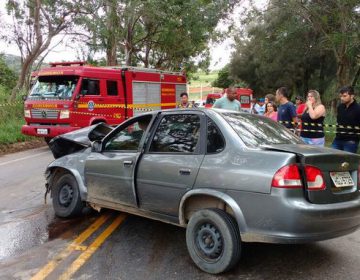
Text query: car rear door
136 111 206 217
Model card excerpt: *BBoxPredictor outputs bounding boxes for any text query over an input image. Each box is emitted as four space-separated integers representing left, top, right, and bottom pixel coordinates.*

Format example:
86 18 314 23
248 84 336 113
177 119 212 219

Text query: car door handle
179 169 191 175
123 160 133 166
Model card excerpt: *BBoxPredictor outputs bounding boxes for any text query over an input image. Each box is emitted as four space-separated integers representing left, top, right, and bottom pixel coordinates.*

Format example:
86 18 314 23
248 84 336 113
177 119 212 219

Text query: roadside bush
0 56 17 90
0 87 35 145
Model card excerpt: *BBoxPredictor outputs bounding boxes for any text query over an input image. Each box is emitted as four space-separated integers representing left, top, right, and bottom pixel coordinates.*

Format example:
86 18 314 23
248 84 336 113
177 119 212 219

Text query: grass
0 86 36 146
189 70 219 87
188 71 222 100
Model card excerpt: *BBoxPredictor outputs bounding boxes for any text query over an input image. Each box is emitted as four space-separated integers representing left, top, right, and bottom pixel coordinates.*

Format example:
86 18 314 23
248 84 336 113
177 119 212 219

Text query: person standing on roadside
264 101 278 121
300 90 326 146
213 87 241 111
177 92 195 108
254 98 266 115
275 87 297 130
265 93 275 105
250 98 258 114
331 86 360 153
295 96 306 117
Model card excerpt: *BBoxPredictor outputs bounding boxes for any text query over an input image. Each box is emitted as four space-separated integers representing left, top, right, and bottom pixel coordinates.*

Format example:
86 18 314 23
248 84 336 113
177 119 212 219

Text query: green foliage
0 54 22 75
0 87 33 145
190 71 219 86
230 0 360 98
78 0 237 73
3 0 86 99
0 55 17 90
212 65 235 89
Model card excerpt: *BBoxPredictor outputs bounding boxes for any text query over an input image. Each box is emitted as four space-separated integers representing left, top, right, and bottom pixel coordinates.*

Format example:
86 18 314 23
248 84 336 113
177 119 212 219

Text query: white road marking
0 151 50 167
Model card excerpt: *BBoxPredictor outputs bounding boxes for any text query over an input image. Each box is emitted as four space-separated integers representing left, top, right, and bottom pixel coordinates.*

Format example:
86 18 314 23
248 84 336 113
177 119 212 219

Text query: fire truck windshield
29 75 78 100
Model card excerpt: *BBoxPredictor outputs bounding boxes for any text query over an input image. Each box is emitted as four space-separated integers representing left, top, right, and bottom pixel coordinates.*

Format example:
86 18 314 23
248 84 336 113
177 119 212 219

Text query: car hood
48 123 113 159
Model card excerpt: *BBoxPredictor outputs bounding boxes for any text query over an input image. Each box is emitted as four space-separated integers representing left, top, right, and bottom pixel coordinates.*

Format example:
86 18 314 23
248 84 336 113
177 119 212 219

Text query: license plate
330 171 354 188
37 128 48 135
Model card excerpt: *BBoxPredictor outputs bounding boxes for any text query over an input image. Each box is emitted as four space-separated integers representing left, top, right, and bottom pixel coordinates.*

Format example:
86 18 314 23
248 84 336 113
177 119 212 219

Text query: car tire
52 173 84 218
186 208 241 274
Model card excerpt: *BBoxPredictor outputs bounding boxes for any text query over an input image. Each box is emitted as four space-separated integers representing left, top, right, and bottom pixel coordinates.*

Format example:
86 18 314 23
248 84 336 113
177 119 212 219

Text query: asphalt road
0 147 359 280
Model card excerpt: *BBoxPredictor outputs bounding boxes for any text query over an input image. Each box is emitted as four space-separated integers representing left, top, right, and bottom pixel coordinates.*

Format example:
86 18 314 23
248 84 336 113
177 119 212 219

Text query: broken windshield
29 75 79 100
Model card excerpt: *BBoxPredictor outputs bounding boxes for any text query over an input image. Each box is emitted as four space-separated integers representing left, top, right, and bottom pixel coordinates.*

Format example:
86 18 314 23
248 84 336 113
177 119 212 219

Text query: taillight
272 164 302 188
305 165 325 191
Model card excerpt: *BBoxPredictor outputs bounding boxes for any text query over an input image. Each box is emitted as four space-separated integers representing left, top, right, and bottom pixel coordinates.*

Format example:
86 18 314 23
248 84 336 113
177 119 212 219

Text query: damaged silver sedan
45 108 360 274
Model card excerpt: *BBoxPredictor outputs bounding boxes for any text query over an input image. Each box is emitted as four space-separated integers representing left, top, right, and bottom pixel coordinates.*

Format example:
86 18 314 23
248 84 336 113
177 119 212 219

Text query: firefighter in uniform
177 92 196 108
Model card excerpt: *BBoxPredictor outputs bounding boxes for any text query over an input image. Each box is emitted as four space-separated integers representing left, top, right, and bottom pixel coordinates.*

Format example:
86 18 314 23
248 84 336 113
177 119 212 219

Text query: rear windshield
29 75 78 100
221 112 302 147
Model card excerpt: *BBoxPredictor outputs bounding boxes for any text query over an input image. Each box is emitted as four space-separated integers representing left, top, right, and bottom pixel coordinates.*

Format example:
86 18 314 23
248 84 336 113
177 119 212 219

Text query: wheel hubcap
195 223 223 261
59 184 73 207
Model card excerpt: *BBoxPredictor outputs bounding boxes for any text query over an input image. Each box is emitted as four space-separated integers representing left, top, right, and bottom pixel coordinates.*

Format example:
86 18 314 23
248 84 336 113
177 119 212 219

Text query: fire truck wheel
52 173 85 218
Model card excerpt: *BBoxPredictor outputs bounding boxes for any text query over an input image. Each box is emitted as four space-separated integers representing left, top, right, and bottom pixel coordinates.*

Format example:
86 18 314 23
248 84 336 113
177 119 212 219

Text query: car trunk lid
261 144 360 204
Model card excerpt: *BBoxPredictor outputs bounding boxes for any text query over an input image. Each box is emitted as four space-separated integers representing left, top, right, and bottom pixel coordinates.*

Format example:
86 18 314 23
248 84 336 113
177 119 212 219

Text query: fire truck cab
205 92 223 108
22 62 187 140
236 88 253 112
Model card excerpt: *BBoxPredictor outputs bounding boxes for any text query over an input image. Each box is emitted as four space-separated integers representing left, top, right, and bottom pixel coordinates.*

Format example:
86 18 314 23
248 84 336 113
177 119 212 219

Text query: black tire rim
59 183 74 207
195 222 223 262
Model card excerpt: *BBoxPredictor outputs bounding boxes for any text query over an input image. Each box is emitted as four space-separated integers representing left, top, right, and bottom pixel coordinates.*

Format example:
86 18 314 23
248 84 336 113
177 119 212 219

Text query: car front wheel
52 173 84 218
186 208 241 274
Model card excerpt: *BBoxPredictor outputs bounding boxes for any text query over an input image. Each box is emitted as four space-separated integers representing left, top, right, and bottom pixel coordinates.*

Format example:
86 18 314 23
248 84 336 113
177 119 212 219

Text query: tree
212 65 235 89
272 0 360 87
78 0 237 71
3 0 84 101
229 0 359 99
0 55 17 89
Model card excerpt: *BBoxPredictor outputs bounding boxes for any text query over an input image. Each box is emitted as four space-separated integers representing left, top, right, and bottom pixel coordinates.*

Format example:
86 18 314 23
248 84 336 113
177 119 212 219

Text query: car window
81 78 100 95
107 80 118 96
221 112 302 147
149 114 200 153
207 118 225 153
104 118 150 151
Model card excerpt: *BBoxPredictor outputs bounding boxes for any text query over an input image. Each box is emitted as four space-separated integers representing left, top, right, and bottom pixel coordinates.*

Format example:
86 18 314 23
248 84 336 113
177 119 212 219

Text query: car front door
85 115 152 207
136 112 205 217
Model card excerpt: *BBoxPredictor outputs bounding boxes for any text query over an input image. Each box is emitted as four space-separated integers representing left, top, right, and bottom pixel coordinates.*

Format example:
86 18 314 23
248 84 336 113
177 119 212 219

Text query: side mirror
22 95 27 101
91 140 102 153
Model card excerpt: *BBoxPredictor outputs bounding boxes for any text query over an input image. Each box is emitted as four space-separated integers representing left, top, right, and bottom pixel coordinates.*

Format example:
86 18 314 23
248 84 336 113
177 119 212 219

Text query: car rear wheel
186 208 241 274
52 173 84 218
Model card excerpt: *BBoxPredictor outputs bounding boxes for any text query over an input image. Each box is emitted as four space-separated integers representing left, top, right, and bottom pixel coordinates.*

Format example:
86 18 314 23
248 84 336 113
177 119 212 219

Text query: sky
0 1 267 70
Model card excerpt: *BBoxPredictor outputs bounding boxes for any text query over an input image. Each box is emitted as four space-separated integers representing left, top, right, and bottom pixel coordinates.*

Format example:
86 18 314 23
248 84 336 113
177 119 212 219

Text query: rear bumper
227 189 360 244
21 124 80 138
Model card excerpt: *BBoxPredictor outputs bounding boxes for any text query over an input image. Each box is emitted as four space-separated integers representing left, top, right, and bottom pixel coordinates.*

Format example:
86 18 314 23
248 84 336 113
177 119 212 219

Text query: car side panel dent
179 189 248 233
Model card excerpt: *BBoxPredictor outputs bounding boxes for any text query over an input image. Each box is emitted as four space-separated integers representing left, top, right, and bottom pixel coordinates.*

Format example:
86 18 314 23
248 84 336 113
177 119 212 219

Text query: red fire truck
205 92 223 108
22 62 187 141
236 88 253 112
